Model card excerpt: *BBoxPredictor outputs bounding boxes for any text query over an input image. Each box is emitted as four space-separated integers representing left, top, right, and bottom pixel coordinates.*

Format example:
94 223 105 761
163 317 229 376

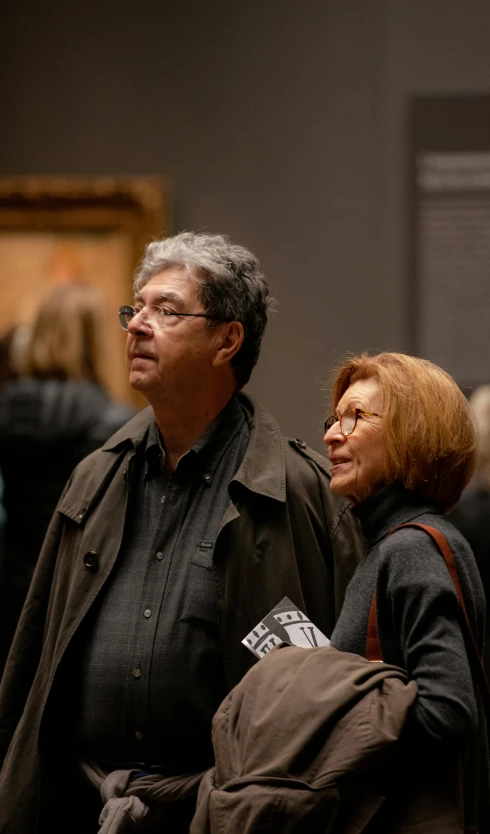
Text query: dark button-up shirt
75 395 250 772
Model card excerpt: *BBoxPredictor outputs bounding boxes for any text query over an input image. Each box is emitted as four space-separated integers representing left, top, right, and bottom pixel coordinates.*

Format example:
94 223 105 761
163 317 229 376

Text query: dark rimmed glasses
324 407 382 437
118 304 220 331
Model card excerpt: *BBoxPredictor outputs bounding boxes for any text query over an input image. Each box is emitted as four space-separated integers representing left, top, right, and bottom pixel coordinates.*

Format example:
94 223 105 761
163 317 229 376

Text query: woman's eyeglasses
324 407 382 437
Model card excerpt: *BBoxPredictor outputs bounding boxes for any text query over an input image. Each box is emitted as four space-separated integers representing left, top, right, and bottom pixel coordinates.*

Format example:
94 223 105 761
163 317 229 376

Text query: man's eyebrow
134 290 185 307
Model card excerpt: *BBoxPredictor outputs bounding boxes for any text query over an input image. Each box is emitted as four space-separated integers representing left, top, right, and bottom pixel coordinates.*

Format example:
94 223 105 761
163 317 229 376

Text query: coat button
83 551 98 569
295 438 307 449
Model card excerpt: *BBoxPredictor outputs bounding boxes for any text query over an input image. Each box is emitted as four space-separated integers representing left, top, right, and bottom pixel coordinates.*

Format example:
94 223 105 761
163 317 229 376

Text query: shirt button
135 731 143 740
132 668 142 679
143 609 152 618
156 551 164 561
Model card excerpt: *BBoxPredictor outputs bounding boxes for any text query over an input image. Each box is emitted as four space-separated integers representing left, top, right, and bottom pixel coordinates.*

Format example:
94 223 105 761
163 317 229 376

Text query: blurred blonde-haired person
0 284 134 673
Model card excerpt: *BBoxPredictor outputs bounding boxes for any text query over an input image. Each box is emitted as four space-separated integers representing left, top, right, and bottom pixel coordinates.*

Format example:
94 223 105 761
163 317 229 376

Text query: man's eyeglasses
324 407 382 437
118 305 219 331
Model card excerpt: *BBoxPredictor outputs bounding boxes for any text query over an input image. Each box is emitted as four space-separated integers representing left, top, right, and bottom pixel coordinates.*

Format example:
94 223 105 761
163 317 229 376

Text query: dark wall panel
2 1 490 448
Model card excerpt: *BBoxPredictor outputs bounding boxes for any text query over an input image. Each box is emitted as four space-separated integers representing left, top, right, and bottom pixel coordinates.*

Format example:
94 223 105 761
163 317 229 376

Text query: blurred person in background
0 284 135 674
324 352 488 832
0 326 23 591
0 326 22 387
451 383 490 673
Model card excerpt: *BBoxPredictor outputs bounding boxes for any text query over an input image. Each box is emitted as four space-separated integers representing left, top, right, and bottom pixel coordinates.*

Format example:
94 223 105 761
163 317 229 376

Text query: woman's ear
212 321 244 368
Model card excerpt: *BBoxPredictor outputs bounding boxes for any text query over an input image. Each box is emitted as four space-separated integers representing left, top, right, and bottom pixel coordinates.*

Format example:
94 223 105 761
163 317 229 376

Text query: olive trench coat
0 394 364 833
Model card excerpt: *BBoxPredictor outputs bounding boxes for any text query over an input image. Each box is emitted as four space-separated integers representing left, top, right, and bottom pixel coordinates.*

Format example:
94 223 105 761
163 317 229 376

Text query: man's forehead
135 269 198 302
134 286 185 304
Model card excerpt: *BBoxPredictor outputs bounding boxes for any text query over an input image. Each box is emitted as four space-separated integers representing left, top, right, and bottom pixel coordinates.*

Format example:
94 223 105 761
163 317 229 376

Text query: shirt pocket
180 542 218 626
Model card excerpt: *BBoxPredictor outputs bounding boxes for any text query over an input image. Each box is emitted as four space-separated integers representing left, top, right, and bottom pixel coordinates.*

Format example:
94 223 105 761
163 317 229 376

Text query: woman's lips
330 458 351 474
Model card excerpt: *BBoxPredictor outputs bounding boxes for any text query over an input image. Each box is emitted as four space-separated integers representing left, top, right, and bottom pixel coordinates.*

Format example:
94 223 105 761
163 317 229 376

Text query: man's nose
128 308 153 335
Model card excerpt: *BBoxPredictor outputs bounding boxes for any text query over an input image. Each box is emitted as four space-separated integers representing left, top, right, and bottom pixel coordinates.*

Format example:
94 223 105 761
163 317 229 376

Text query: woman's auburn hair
23 283 106 384
330 352 477 511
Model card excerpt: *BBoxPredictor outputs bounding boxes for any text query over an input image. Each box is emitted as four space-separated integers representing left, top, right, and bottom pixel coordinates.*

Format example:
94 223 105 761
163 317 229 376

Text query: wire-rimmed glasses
118 304 219 331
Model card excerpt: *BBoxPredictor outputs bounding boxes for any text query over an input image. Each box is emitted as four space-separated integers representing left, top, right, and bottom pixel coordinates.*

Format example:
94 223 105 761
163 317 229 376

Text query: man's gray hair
134 231 273 388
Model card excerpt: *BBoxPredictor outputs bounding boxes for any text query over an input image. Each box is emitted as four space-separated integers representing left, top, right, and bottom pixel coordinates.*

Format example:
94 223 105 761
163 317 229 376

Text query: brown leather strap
365 522 490 716
366 594 382 661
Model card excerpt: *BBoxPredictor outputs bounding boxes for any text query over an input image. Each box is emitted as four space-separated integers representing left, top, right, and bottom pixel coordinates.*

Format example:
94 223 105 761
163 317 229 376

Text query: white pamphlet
242 596 330 659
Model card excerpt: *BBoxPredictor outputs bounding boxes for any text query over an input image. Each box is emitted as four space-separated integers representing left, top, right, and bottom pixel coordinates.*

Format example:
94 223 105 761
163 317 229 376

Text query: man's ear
212 321 244 367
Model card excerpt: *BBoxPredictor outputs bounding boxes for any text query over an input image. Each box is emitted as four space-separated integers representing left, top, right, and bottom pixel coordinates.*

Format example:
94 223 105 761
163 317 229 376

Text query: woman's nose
324 419 344 446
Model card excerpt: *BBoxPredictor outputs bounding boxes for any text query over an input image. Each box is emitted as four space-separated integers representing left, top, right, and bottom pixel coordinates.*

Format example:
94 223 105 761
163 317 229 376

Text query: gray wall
2 0 490 449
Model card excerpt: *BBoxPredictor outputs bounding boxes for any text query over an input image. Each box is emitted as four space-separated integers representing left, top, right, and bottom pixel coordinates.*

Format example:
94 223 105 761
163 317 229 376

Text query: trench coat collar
101 405 155 452
57 407 153 524
100 393 287 502
231 393 286 502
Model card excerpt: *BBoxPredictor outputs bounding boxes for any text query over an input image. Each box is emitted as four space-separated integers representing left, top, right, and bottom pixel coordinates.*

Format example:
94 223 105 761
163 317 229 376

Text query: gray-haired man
0 232 363 833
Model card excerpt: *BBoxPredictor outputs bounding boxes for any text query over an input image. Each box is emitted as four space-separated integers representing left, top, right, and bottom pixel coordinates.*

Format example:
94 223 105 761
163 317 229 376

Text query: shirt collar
144 421 166 476
101 394 289 503
144 394 248 485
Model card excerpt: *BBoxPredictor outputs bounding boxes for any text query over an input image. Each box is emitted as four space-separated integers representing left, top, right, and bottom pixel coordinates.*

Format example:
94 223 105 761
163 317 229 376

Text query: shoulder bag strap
366 594 383 662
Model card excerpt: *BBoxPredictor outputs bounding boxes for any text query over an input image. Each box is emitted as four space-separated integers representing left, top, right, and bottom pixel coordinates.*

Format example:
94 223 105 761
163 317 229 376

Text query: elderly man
0 232 363 834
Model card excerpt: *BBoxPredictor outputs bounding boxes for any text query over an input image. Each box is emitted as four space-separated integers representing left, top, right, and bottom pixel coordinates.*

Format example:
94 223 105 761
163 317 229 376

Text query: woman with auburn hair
0 284 134 673
324 352 488 832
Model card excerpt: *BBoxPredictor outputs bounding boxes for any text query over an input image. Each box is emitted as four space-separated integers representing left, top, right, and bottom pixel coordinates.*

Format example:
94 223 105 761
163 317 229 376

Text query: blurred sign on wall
412 96 490 392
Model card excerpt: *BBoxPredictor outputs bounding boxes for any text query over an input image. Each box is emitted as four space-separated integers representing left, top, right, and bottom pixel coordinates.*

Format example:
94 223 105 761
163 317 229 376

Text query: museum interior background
1 0 490 450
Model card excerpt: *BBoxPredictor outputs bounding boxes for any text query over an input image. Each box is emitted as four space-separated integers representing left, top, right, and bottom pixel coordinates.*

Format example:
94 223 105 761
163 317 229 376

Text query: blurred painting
0 231 133 403
0 177 169 406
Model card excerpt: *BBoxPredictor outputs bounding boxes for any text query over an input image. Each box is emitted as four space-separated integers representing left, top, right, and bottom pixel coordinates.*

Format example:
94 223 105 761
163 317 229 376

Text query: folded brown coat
190 644 462 834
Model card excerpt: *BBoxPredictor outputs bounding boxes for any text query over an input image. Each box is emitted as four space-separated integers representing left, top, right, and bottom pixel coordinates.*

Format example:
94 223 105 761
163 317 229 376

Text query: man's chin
129 374 162 403
129 373 150 393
